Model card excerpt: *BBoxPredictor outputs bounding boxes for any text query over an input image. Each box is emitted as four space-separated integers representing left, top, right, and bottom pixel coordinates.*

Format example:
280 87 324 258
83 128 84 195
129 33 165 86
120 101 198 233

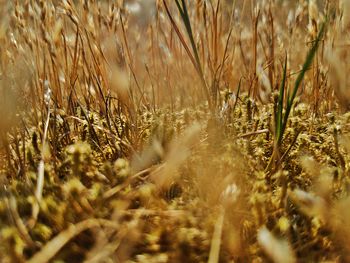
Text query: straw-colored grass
0 0 350 262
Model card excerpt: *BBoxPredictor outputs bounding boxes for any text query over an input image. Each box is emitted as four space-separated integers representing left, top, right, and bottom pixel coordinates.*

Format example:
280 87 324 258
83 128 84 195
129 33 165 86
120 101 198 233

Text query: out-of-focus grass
0 1 350 262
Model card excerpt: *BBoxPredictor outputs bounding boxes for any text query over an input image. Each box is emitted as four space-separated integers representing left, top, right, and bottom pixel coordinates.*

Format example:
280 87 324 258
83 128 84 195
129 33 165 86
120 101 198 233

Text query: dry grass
0 0 350 262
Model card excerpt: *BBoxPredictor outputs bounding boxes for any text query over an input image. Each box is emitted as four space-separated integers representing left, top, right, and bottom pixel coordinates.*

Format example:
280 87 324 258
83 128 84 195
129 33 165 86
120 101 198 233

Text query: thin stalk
266 21 326 172
276 55 287 146
30 97 51 228
164 0 212 109
281 22 326 138
232 78 242 114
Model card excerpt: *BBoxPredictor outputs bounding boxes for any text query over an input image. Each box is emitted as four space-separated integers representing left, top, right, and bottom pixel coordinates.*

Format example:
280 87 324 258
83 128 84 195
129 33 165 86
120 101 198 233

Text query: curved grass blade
169 0 212 109
276 55 288 146
280 22 326 140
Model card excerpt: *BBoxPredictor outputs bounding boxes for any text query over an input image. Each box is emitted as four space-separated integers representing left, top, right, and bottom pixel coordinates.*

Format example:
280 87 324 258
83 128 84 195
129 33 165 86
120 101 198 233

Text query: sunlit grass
0 1 350 262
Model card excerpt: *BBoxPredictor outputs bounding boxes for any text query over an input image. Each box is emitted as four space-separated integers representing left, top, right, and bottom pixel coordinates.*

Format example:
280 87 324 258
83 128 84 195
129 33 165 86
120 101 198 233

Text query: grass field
1 0 350 262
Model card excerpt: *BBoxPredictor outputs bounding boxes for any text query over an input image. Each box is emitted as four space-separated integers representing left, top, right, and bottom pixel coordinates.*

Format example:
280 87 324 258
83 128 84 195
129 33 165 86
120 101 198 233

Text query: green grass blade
276 55 287 146
174 0 212 109
281 22 326 138
174 0 185 17
176 0 203 75
232 78 242 113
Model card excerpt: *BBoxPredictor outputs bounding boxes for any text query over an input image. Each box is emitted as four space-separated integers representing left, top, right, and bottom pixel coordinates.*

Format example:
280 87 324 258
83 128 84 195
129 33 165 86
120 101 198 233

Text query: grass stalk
30 88 51 228
280 22 326 140
267 21 326 172
163 0 212 110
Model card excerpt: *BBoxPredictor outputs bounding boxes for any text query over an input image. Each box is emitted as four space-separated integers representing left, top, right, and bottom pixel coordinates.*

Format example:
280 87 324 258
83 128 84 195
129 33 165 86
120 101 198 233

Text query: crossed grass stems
166 0 326 172
267 21 326 173
0 0 334 261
